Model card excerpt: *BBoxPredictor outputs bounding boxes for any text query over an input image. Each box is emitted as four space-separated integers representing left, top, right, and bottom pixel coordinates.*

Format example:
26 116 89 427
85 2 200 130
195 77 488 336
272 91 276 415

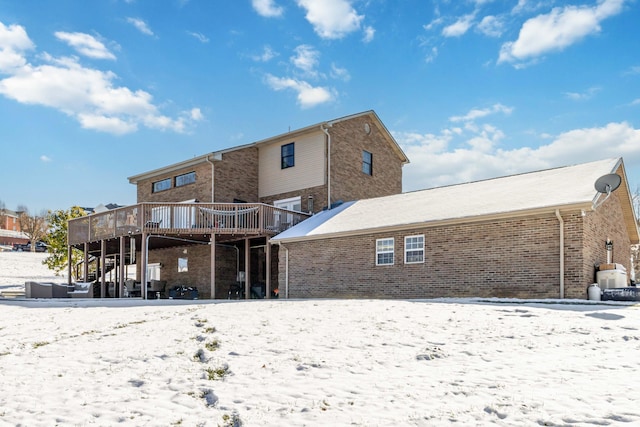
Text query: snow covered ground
1 252 640 426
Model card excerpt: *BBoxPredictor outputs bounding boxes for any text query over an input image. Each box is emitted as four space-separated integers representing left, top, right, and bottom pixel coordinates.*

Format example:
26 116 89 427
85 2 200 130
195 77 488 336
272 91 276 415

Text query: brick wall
144 243 239 299
329 115 403 204
279 213 582 299
136 162 213 203
578 191 632 296
214 147 259 203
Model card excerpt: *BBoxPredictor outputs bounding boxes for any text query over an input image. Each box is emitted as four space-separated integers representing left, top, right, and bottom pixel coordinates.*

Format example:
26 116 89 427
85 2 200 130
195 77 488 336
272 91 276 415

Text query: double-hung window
405 235 424 264
281 142 295 169
376 238 394 266
362 150 373 175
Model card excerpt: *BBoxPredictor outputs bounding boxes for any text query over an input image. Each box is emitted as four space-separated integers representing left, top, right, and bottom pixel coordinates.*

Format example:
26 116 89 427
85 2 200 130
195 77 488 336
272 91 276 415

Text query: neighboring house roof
273 158 640 244
127 110 408 184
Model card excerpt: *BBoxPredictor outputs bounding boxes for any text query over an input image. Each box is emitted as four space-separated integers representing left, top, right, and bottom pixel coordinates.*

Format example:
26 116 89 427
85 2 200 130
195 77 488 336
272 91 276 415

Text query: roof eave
272 202 593 244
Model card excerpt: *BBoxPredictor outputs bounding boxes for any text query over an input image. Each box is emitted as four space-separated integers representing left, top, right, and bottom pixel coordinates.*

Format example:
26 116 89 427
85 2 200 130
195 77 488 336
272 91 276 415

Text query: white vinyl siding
259 132 325 197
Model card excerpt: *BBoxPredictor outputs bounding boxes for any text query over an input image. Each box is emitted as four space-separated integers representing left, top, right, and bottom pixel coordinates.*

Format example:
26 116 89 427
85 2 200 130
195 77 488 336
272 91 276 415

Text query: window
362 150 373 175
152 178 171 193
405 235 424 264
175 171 195 187
281 142 295 169
376 238 394 266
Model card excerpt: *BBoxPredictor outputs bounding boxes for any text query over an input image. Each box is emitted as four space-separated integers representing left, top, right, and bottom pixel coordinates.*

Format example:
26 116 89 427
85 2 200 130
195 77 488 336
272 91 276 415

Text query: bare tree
18 208 48 252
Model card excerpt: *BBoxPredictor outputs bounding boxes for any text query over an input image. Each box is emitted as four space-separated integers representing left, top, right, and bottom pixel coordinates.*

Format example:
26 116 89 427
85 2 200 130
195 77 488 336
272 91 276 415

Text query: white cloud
0 22 199 135
251 45 277 62
252 0 284 18
362 26 375 43
449 103 513 123
396 121 640 192
189 108 203 121
54 32 116 60
564 86 601 101
499 0 625 65
0 22 34 73
187 31 209 43
442 14 475 37
296 0 363 39
330 63 350 81
425 46 438 63
291 44 319 76
40 155 52 162
265 74 333 108
477 15 503 37
126 17 154 36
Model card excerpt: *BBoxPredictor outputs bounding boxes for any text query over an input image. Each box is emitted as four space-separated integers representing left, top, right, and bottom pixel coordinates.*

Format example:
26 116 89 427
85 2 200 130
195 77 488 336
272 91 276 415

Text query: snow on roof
272 158 622 242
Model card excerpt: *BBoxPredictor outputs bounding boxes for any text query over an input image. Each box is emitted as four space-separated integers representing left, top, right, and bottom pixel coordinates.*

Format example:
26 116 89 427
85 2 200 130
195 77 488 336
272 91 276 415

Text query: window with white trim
376 238 394 266
404 235 424 264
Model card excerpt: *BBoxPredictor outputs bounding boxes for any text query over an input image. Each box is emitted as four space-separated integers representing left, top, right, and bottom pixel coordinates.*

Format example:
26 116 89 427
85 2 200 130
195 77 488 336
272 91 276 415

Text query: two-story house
67 111 409 299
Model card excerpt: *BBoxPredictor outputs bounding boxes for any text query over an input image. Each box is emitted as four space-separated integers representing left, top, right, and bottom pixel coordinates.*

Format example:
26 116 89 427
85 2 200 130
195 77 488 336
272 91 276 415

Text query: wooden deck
68 202 310 246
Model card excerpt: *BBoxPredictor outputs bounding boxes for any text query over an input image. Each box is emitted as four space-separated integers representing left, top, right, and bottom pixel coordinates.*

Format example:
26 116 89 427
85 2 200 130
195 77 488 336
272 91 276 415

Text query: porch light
308 195 314 213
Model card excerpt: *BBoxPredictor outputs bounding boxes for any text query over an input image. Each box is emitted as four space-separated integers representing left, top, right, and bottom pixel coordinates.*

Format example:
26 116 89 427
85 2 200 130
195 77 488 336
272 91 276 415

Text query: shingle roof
273 158 628 242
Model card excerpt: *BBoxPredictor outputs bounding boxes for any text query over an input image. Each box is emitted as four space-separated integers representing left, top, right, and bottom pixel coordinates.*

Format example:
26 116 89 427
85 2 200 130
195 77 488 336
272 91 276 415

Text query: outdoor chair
148 280 167 299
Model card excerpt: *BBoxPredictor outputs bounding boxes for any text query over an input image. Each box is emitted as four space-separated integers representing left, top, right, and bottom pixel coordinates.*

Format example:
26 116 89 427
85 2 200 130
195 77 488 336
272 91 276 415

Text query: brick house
271 158 639 299
0 209 28 246
67 111 409 298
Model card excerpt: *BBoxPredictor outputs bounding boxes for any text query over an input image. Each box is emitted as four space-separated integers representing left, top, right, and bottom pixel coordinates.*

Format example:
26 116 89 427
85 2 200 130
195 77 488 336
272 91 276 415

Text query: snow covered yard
1 252 640 426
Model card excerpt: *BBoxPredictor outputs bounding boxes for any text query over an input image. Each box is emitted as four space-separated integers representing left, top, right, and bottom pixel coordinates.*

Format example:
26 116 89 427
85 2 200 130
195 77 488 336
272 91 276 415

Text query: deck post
119 236 126 298
265 236 271 299
244 237 251 299
83 243 89 282
210 234 216 299
141 232 148 299
67 245 72 285
100 240 106 298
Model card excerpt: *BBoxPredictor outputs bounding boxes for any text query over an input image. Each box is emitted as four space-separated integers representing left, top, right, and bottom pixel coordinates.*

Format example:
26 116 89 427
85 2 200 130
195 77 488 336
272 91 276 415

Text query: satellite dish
594 174 621 194
593 173 622 209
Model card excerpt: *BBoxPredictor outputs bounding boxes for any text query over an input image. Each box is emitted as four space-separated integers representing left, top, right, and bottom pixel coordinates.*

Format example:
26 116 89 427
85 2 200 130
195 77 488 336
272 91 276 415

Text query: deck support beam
244 237 251 299
210 234 216 299
100 240 106 298
119 236 126 298
141 232 148 299
265 236 271 299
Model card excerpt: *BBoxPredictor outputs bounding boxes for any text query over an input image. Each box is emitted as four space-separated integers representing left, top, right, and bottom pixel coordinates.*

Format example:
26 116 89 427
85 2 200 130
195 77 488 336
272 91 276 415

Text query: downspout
205 155 215 203
278 242 289 299
555 209 565 299
321 124 332 209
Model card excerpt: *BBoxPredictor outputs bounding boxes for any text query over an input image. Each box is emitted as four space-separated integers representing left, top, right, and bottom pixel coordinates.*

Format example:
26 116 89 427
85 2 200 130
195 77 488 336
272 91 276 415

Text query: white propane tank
588 283 602 301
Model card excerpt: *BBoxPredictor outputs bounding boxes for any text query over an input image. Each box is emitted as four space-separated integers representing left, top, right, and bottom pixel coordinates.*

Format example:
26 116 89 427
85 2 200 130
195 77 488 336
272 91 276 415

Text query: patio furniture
148 280 167 299
25 281 52 298
68 282 95 298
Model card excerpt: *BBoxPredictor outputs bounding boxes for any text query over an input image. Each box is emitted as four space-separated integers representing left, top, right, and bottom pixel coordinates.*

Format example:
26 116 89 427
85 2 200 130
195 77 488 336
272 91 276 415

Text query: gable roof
272 158 639 244
128 110 408 184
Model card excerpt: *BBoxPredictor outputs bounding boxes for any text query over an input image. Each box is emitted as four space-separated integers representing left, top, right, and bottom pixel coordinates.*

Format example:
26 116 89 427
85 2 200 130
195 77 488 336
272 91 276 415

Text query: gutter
555 209 565 299
205 155 216 202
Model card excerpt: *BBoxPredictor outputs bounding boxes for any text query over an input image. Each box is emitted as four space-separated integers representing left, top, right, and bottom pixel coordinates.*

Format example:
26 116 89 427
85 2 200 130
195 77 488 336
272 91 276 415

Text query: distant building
0 209 28 246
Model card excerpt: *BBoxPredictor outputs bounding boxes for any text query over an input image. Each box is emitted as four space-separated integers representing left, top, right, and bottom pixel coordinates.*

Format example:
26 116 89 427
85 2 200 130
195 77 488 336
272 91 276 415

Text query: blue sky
1 0 639 213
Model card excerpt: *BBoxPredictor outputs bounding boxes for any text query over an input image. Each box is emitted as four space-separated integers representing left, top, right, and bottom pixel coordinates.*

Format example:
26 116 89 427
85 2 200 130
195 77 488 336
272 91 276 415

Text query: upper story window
152 178 171 193
281 142 295 169
362 150 373 175
405 235 425 264
376 238 394 266
175 171 196 187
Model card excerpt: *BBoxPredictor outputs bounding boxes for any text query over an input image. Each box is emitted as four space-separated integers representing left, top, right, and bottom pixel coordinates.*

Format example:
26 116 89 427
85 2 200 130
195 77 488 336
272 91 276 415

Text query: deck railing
68 202 310 245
